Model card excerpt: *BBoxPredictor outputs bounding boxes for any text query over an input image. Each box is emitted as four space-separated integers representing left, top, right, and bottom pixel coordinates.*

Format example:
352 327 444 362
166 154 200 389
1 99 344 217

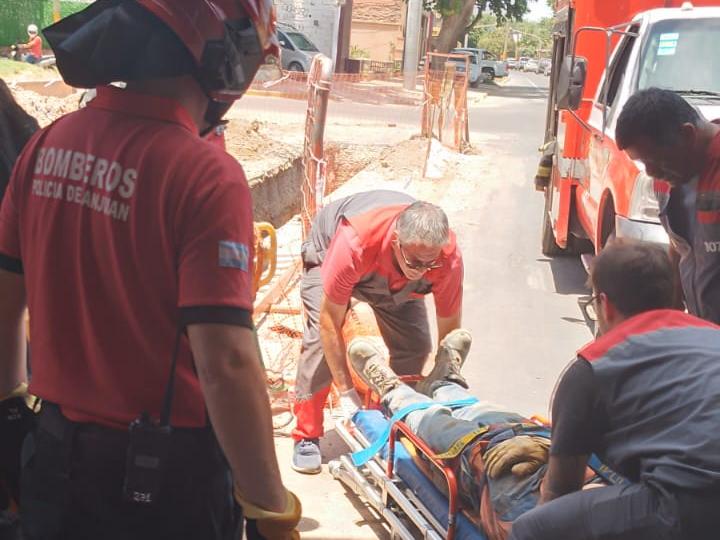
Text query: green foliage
0 0 90 48
469 14 553 58
420 0 531 24
350 45 371 59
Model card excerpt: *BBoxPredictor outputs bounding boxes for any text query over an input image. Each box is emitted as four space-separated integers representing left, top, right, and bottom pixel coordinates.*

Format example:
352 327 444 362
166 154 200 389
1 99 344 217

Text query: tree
421 0 534 53
468 15 552 58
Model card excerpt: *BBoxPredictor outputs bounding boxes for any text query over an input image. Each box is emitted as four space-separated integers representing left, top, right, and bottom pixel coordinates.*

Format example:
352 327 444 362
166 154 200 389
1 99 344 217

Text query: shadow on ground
320 428 352 463
538 256 589 296
476 82 548 100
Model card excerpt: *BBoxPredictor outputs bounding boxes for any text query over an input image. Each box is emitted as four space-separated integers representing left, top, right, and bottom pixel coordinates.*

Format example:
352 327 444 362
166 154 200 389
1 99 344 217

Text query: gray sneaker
292 438 322 474
348 338 401 398
417 329 472 395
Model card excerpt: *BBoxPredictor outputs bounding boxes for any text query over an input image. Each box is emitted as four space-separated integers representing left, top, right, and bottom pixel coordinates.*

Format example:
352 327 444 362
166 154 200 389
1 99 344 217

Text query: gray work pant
294 264 432 401
509 483 685 540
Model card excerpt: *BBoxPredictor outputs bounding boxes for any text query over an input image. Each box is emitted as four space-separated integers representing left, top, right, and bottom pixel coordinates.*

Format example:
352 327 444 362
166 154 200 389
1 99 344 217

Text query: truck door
582 27 639 249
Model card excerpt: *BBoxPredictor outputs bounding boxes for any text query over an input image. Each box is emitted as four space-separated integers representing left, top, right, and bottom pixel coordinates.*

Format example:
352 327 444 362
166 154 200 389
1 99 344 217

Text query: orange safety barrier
422 52 470 152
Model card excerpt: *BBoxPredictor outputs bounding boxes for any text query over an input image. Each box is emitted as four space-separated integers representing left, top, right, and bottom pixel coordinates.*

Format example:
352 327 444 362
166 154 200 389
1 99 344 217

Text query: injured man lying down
347 329 606 540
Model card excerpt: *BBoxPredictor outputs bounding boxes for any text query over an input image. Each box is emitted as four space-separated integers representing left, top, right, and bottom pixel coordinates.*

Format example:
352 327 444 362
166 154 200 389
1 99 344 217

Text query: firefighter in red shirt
292 190 464 473
11 25 42 64
0 2 300 539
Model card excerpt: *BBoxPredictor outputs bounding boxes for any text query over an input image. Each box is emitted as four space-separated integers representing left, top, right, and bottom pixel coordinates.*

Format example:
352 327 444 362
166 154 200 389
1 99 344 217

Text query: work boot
292 438 322 474
417 329 472 395
348 338 401 398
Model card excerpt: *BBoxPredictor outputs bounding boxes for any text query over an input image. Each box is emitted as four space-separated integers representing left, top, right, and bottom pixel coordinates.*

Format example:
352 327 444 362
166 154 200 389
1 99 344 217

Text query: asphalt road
241 68 591 415
454 70 592 416
266 69 592 539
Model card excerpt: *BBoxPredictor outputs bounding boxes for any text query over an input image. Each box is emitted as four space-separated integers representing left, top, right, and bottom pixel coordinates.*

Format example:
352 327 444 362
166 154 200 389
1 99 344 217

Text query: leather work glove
484 436 550 480
235 487 302 540
331 388 362 422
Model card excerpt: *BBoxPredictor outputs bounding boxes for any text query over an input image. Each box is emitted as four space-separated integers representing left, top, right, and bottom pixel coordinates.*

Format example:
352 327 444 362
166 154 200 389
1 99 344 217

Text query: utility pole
331 0 347 71
403 0 423 91
501 22 510 59
511 30 521 59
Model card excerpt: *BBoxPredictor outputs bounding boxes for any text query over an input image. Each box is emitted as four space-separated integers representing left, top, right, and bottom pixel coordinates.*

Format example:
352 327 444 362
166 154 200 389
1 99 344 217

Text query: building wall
275 0 340 58
351 23 403 62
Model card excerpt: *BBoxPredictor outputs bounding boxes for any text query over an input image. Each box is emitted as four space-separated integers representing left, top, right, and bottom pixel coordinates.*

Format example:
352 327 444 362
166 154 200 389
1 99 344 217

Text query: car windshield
450 53 477 64
287 32 319 52
638 17 720 94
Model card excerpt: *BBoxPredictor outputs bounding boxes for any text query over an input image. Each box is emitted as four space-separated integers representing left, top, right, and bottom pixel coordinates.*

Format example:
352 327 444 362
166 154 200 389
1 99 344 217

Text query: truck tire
599 198 616 249
541 187 567 256
288 62 304 72
482 68 495 81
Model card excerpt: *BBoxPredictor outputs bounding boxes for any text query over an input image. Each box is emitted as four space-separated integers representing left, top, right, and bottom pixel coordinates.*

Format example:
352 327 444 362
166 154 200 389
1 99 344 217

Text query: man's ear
599 292 618 323
680 122 698 149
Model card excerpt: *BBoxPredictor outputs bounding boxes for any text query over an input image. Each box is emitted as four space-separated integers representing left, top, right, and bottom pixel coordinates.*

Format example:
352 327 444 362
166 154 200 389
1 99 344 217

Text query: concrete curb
246 88 306 100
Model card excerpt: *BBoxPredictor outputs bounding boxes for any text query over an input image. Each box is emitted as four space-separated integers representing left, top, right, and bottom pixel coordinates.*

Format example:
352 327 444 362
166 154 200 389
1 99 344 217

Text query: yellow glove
484 436 550 480
235 487 302 540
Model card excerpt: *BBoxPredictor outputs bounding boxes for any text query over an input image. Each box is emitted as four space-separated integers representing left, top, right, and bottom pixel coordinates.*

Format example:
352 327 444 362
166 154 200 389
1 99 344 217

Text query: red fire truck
536 0 720 257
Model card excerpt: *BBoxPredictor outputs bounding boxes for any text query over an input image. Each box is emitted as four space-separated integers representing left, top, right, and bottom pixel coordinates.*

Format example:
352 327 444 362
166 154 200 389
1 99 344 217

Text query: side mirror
557 55 588 111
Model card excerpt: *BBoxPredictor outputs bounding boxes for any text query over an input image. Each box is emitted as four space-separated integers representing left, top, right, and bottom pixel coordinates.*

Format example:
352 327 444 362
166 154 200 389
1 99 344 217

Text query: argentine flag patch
218 240 249 271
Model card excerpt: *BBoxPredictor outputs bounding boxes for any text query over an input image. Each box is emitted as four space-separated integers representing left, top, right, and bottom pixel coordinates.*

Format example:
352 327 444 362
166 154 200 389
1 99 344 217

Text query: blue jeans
383 383 539 518
383 383 525 455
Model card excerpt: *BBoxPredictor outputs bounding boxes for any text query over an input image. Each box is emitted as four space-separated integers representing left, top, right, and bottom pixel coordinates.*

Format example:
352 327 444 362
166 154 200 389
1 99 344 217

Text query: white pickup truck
453 47 509 80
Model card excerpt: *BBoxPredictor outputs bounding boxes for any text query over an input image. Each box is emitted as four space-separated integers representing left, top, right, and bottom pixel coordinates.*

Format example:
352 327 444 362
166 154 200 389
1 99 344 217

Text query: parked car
523 59 539 72
507 57 518 69
536 58 552 75
277 24 320 72
517 56 530 69
452 47 508 80
447 51 483 87
538 58 552 76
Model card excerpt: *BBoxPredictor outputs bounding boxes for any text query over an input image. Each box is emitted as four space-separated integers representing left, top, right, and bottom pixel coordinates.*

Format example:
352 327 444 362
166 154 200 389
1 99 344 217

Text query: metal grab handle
253 222 277 292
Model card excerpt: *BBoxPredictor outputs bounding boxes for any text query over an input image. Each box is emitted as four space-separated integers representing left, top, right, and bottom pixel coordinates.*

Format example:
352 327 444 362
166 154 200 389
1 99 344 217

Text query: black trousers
509 482 719 540
20 405 241 540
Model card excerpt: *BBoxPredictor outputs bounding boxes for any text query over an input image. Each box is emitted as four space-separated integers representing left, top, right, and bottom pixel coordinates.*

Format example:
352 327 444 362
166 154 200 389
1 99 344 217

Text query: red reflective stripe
697 210 720 224
578 310 719 362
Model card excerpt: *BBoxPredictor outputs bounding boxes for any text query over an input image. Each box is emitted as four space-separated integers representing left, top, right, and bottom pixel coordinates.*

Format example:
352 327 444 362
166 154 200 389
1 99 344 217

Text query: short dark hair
589 239 674 317
616 88 700 150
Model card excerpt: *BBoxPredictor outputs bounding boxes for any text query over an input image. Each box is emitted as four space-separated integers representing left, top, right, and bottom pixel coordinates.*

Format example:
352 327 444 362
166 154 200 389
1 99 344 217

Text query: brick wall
275 0 340 57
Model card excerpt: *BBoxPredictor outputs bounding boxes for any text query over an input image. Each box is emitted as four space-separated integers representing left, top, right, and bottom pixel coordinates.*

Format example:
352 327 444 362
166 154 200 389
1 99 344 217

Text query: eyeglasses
398 242 443 271
579 294 599 323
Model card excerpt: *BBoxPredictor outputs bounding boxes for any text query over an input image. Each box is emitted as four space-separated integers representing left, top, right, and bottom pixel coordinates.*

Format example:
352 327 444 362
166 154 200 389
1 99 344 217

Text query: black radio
122 412 172 505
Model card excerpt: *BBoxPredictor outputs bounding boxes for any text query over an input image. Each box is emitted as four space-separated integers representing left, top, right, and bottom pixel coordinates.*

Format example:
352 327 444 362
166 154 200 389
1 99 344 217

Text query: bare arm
187 323 285 513
0 269 26 397
668 244 684 310
539 454 588 505
437 312 461 342
319 295 353 391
